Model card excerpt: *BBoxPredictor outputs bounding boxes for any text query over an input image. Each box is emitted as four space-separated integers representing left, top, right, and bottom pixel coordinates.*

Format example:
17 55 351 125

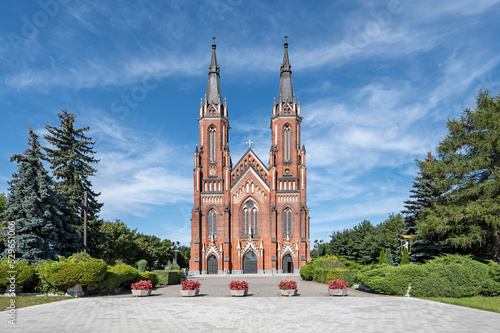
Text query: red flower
181 280 201 290
131 280 153 290
228 280 249 290
278 280 298 290
327 279 348 290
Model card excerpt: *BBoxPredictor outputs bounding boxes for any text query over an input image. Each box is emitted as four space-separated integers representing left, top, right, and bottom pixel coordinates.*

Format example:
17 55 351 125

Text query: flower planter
180 289 200 297
131 289 152 297
328 288 348 296
230 289 248 297
280 289 298 297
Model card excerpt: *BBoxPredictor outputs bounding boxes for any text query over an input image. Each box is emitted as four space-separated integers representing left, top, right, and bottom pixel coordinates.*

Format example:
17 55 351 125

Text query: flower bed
229 280 249 290
181 280 201 290
327 279 348 290
131 280 152 290
278 280 297 290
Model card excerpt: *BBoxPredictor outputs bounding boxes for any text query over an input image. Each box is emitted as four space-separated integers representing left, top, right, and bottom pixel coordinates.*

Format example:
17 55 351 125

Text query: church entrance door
283 254 293 273
243 251 258 274
207 255 218 274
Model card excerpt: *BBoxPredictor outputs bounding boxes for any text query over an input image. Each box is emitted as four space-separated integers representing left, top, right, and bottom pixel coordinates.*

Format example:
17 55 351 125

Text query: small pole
83 191 88 253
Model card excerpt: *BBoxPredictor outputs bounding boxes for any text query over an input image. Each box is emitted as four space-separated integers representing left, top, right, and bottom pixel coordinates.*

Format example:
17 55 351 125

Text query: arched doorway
243 251 258 274
282 254 293 273
207 255 218 274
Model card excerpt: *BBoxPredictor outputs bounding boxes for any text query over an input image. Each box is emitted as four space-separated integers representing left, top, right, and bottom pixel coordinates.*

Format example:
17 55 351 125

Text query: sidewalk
2 275 500 332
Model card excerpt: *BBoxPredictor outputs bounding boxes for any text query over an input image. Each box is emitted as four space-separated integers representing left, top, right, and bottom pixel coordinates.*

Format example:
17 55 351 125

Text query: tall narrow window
209 127 216 162
242 202 258 237
284 125 291 162
208 209 217 237
283 208 292 237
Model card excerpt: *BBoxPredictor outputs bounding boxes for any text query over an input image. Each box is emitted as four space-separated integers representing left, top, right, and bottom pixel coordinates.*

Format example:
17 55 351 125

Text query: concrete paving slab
1 275 499 332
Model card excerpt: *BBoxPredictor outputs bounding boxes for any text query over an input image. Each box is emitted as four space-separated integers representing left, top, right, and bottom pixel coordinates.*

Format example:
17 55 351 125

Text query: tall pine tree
0 129 81 262
421 90 500 262
43 110 103 256
397 153 448 263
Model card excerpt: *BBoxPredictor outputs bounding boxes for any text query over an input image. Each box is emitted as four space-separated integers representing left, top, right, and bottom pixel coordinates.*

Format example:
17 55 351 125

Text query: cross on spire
284 35 288 43
212 36 216 44
246 139 253 148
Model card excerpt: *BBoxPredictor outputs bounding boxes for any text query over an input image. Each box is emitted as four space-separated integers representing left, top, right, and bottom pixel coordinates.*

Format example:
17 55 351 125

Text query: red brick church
189 40 310 274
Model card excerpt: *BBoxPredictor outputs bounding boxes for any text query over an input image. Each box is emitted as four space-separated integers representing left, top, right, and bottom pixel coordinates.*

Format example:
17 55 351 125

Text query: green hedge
107 264 141 289
140 271 159 287
153 270 181 285
0 260 38 292
355 254 500 297
300 256 361 285
36 258 108 293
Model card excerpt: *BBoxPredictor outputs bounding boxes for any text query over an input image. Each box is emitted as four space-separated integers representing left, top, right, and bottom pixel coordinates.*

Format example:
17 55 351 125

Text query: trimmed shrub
0 260 38 292
36 258 107 293
137 259 148 273
99 270 121 293
343 270 360 287
379 249 388 265
299 262 313 281
401 248 410 265
154 270 182 285
410 255 491 298
108 264 141 289
356 264 424 296
140 271 159 287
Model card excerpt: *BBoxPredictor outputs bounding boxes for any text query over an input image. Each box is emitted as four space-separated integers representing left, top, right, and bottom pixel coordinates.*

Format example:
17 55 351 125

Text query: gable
230 149 269 190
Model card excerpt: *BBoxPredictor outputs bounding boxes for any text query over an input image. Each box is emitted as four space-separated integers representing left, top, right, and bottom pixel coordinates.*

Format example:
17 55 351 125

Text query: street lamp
314 239 324 258
172 241 180 264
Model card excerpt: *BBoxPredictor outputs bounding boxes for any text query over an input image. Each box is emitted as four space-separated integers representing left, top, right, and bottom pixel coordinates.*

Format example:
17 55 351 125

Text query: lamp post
314 239 324 258
173 241 180 264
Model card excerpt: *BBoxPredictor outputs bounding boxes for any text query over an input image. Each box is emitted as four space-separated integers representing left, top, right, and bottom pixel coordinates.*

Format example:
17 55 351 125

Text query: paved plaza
2 274 500 332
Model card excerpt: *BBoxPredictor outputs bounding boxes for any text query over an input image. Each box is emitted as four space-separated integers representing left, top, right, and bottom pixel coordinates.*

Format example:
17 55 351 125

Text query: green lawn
423 296 500 313
0 296 73 310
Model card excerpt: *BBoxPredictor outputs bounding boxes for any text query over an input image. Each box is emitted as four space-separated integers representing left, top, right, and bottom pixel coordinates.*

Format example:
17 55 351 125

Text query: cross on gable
246 140 253 148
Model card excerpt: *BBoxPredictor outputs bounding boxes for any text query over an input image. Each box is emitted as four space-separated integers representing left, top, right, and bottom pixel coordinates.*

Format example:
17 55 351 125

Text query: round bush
299 262 313 280
108 264 141 289
0 260 38 292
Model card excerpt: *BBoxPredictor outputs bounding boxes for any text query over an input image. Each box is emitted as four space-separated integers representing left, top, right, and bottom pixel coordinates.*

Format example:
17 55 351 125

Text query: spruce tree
43 110 103 255
0 129 81 262
379 249 388 265
400 248 410 265
396 153 448 263
420 90 500 262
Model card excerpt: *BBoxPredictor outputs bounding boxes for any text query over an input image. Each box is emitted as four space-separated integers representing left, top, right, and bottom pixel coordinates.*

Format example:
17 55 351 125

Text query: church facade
189 41 310 274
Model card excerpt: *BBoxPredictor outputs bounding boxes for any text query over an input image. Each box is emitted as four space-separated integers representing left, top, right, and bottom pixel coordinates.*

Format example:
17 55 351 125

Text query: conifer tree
400 248 410 265
397 153 448 263
0 129 81 262
379 249 388 265
43 110 103 255
420 90 500 262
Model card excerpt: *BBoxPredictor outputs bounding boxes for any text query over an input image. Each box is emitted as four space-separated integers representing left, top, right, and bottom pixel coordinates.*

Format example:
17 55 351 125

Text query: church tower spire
278 37 295 105
206 37 223 106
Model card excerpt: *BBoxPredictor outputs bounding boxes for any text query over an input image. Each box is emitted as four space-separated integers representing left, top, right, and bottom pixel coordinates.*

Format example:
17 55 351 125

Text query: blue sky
1 0 500 246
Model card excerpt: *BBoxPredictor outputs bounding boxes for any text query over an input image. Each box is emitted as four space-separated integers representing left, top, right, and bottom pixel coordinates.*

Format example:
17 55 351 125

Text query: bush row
299 255 361 286
355 254 500 297
153 270 182 285
0 253 163 294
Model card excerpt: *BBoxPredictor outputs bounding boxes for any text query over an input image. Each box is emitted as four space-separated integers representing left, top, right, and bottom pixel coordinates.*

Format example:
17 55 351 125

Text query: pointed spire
206 37 223 106
278 36 295 105
301 144 306 153
195 145 199 154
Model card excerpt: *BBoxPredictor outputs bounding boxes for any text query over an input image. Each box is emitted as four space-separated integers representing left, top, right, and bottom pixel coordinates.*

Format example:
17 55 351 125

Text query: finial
212 36 216 45
284 35 288 46
246 139 253 148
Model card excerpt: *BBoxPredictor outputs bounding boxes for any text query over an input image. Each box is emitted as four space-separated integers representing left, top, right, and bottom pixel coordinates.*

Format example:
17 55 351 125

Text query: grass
423 296 500 313
0 296 74 310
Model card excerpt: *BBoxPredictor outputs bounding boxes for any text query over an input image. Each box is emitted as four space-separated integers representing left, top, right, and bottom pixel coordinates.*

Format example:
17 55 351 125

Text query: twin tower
189 40 310 274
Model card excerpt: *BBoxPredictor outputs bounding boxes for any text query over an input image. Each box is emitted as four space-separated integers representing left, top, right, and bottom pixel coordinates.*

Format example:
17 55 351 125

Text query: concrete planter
280 289 298 296
180 289 200 297
66 284 84 297
230 289 248 297
131 289 152 297
328 288 348 296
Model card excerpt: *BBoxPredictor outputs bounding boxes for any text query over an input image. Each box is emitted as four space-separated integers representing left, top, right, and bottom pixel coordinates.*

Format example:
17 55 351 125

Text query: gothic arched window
283 207 292 238
284 125 291 162
209 127 216 162
208 209 217 237
242 201 258 237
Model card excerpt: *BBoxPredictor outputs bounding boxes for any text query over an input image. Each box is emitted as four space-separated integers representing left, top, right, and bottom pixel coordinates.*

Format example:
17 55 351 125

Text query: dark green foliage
0 260 38 291
0 193 6 254
327 215 404 265
420 91 500 262
0 129 81 262
401 248 410 265
356 254 499 297
154 270 182 285
337 256 364 270
379 249 388 265
385 249 394 265
176 246 191 268
165 259 180 271
299 261 313 280
137 259 148 273
411 255 491 297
